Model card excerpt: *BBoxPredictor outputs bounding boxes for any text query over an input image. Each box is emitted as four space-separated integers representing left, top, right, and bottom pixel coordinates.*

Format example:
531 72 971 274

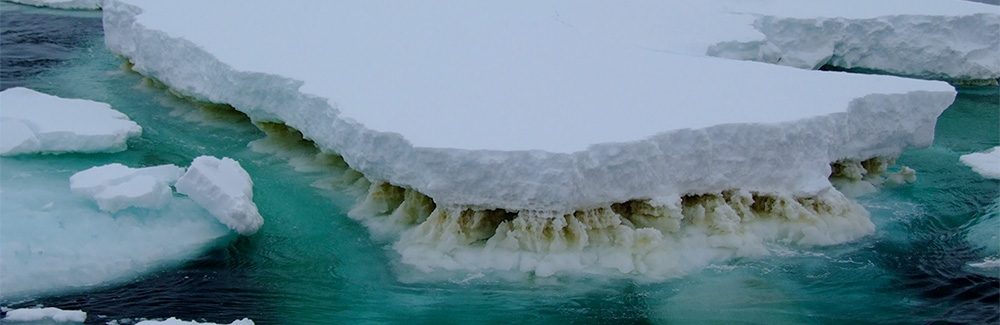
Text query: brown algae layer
248 120 905 278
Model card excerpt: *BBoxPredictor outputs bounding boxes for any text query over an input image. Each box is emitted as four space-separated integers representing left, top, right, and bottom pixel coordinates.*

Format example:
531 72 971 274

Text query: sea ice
0 87 141 156
175 156 263 236
1 306 86 323
960 146 1000 179
134 317 255 325
70 163 185 213
101 0 981 276
4 0 102 10
0 158 233 301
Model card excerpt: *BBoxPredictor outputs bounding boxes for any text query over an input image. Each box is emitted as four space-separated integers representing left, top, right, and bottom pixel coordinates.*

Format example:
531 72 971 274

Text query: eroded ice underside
100 0 994 276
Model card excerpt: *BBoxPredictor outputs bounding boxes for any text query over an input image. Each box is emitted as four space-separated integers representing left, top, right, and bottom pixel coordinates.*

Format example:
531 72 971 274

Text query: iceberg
175 156 263 236
0 87 141 156
1 306 86 323
960 146 1000 179
101 0 986 276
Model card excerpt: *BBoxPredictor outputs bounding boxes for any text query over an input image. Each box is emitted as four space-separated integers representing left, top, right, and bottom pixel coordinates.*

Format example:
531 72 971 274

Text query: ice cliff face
708 13 1000 82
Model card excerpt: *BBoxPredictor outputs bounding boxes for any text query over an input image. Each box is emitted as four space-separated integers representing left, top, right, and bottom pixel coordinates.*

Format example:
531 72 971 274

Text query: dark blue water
1 3 997 324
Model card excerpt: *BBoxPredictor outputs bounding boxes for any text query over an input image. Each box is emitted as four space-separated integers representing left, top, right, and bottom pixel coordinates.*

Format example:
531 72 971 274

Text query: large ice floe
101 0 996 277
0 87 141 156
132 317 255 325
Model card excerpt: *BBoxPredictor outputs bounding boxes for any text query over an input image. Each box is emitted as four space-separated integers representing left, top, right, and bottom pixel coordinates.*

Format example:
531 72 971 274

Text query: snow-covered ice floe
102 0 993 277
1 306 86 323
131 317 254 325
175 156 263 236
3 0 102 10
960 146 1000 180
0 87 141 156
70 163 185 213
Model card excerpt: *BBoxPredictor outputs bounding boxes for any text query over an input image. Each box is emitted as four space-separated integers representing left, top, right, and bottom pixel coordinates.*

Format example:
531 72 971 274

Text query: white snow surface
4 0 101 9
2 307 86 323
104 0 962 212
0 87 141 156
960 146 1000 179
70 163 185 213
134 318 254 325
175 156 263 236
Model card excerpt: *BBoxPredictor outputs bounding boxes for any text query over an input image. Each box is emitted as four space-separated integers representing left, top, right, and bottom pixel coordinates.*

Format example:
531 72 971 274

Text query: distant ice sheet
1 306 86 323
134 317 255 325
0 87 141 156
960 146 1000 179
4 0 102 10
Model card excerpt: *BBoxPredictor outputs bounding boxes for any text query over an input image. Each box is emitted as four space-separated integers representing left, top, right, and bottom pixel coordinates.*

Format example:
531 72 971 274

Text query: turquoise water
1 4 997 324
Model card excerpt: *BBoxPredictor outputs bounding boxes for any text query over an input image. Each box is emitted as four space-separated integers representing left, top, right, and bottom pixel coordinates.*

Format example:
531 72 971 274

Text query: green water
1 4 997 324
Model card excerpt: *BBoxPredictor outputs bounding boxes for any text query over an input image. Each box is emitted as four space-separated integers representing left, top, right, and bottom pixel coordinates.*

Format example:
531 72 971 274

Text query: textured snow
2 307 86 323
4 0 101 10
70 163 185 213
0 87 141 156
134 317 255 325
175 156 263 236
103 0 960 213
960 146 1000 179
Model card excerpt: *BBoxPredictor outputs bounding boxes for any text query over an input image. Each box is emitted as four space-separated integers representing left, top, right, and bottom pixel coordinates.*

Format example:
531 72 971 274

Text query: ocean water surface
0 3 997 324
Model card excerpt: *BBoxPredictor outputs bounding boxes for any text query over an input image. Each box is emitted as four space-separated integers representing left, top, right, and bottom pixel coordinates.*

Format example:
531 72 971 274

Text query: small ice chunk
135 317 254 325
175 156 263 236
0 87 141 156
960 146 1000 180
3 306 86 323
70 163 185 213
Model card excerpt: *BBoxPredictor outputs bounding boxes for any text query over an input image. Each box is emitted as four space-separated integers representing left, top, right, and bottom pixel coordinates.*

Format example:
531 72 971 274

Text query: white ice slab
2 307 86 323
960 146 1000 179
0 87 141 156
103 0 966 212
135 317 255 325
4 0 101 9
175 156 263 236
70 163 185 213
